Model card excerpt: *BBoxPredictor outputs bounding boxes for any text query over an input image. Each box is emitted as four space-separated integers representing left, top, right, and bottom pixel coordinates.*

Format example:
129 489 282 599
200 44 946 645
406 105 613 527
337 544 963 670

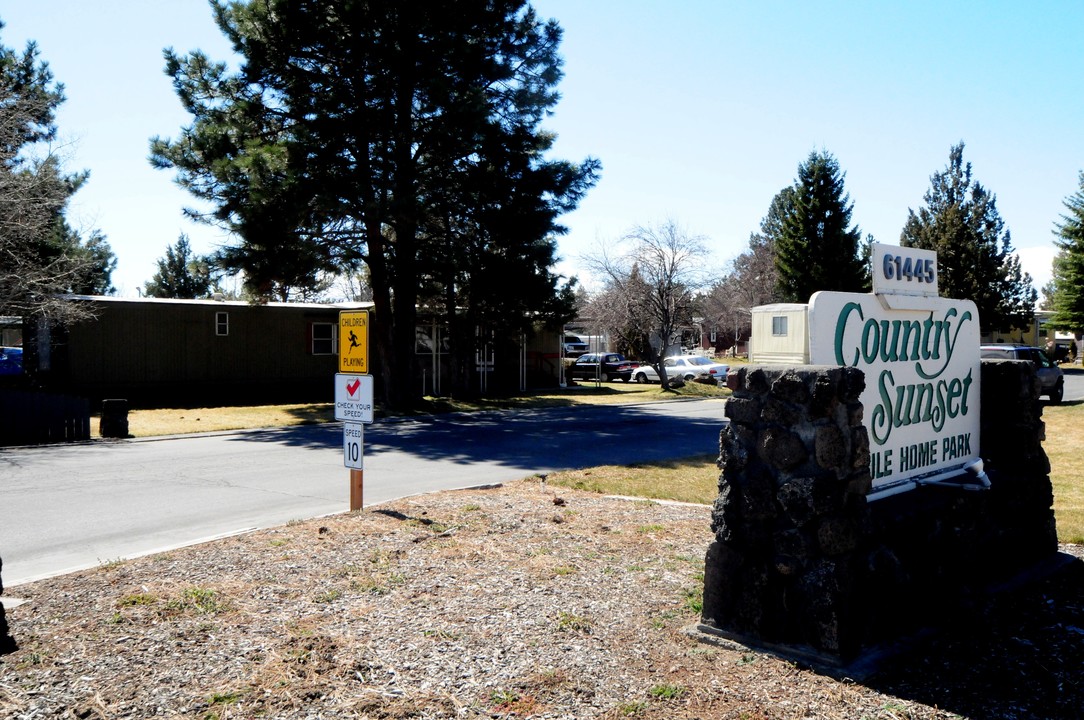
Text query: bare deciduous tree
701 233 781 354
0 29 101 325
584 219 711 388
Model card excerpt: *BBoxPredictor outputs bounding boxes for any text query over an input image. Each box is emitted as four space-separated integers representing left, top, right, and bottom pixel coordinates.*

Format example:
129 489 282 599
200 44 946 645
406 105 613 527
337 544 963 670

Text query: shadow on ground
227 401 728 474
866 555 1084 719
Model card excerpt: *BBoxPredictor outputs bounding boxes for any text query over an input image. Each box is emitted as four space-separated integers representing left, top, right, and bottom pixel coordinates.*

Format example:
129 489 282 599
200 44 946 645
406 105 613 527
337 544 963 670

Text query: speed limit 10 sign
343 422 363 469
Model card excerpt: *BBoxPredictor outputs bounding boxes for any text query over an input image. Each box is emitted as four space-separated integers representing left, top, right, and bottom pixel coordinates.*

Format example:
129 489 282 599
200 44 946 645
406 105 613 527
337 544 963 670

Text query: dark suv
571 353 636 382
980 345 1064 403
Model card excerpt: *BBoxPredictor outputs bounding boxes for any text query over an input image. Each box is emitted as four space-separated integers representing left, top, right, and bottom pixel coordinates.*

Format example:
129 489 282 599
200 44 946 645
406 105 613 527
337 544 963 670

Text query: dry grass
1040 401 1084 543
92 382 729 438
550 402 1084 544
91 403 335 438
547 454 720 506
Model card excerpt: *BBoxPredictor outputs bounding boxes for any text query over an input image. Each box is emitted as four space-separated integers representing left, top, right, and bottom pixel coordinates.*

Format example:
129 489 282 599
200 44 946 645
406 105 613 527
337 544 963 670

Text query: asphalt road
1061 367 1084 401
0 398 729 587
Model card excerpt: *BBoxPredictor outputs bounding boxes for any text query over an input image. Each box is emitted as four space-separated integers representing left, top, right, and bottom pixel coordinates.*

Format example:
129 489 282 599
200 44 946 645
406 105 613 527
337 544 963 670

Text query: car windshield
688 356 714 366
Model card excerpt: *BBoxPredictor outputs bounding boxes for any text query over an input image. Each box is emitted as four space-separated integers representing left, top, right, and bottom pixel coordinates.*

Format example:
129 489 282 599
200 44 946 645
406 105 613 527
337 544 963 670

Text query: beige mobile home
749 303 810 364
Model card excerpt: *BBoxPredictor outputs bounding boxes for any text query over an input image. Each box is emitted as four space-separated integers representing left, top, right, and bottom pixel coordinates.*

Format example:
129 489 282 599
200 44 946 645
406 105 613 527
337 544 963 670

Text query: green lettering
834 302 864 366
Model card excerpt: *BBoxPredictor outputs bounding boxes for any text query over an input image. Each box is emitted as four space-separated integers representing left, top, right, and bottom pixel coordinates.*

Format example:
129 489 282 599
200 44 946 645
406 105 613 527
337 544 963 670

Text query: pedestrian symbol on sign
338 310 369 373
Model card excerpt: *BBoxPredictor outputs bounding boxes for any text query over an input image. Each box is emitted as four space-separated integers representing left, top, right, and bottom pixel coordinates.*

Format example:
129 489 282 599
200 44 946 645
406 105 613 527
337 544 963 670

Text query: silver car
632 354 730 384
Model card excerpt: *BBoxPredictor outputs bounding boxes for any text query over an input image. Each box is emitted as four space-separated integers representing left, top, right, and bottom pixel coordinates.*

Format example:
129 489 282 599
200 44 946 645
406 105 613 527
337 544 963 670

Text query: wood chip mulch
1 479 1081 719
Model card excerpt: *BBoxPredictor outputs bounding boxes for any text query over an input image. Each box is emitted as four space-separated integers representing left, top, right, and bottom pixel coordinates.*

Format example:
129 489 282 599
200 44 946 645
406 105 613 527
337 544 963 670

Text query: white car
631 355 730 384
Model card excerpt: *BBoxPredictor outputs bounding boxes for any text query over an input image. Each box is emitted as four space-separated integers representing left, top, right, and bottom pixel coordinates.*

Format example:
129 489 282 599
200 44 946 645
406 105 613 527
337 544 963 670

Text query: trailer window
312 322 334 355
772 316 788 337
215 312 229 336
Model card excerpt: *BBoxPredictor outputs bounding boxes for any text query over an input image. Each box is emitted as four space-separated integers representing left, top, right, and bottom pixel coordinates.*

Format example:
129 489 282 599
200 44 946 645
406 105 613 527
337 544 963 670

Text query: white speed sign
343 422 363 469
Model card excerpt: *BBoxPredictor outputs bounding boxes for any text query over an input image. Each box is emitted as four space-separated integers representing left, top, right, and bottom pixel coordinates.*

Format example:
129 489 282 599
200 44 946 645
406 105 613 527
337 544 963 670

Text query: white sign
334 373 374 423
343 422 363 469
808 290 981 493
871 242 939 298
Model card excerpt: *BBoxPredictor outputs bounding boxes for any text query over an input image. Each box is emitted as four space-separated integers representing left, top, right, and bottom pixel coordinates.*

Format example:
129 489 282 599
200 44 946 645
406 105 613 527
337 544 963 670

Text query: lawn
549 400 1084 544
1039 401 1084 543
93 380 729 438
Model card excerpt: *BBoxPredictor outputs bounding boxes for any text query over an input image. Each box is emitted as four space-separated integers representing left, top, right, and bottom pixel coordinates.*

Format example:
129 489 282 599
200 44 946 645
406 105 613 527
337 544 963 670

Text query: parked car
563 334 589 357
980 345 1063 403
570 352 636 382
631 354 730 384
0 346 23 376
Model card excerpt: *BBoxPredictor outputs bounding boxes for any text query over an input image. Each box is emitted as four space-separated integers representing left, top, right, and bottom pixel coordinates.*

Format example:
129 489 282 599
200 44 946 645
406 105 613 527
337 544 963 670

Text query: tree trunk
366 220 396 410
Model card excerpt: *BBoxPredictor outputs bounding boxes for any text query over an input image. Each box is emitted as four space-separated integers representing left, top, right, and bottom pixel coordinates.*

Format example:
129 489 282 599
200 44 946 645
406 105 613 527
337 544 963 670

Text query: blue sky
4 1 1082 297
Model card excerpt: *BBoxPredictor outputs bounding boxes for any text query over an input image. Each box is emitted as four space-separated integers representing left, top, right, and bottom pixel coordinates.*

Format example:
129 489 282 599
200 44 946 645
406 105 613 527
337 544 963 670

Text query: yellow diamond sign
339 310 369 373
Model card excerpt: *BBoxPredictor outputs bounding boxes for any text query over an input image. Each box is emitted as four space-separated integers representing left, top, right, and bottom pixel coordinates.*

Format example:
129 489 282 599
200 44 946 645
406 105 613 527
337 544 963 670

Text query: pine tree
0 23 112 321
775 151 868 302
144 235 216 299
1047 171 1084 333
901 142 1036 333
150 1 598 407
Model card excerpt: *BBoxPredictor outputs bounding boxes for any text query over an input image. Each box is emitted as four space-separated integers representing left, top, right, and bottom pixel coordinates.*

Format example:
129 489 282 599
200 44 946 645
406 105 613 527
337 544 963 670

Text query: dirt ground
1 480 1081 719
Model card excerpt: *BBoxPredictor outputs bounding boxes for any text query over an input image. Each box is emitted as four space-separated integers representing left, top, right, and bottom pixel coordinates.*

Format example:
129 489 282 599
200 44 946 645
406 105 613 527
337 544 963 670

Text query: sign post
344 423 364 510
335 376 373 510
337 309 372 511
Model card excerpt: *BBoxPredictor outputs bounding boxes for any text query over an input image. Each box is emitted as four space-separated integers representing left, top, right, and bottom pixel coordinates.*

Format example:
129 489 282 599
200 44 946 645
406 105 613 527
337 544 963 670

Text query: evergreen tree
1047 171 1084 332
701 189 792 352
144 235 216 299
58 227 116 296
775 151 868 302
150 1 598 408
901 142 1036 333
26 214 117 296
0 22 111 321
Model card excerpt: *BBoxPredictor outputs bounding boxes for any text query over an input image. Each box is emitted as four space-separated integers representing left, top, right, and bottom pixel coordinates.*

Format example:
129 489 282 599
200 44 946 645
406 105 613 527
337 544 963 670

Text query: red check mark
347 378 361 396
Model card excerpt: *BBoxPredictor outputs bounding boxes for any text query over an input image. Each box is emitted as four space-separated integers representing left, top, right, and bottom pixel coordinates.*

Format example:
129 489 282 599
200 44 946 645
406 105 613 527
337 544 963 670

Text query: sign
334 373 374 423
871 242 939 298
808 290 981 494
343 422 363 469
339 310 369 373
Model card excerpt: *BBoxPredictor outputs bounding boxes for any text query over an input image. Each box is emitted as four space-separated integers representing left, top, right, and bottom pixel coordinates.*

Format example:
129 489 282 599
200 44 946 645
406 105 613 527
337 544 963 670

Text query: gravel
1 479 1081 719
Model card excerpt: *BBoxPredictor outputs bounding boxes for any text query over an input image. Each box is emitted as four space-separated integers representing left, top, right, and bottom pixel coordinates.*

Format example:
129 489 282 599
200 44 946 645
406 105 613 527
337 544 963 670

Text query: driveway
1 399 728 586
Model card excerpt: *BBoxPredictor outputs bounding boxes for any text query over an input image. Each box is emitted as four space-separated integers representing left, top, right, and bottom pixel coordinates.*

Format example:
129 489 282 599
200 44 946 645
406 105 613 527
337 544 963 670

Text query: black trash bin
100 398 130 438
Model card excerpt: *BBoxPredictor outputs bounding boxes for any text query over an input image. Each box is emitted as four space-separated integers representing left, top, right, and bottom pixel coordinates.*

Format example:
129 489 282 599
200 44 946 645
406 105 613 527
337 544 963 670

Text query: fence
0 390 90 446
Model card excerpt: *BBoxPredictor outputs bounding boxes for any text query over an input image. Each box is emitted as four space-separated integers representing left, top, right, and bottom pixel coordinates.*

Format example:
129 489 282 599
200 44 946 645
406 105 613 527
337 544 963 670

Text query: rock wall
700 361 1057 663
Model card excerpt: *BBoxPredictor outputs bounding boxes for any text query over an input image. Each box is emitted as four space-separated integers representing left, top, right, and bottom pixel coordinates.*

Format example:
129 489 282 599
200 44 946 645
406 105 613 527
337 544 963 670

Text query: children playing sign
808 244 981 494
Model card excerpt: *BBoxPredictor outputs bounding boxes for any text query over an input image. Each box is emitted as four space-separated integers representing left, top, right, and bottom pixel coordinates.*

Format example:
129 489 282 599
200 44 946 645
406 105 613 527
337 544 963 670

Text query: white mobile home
749 303 810 364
